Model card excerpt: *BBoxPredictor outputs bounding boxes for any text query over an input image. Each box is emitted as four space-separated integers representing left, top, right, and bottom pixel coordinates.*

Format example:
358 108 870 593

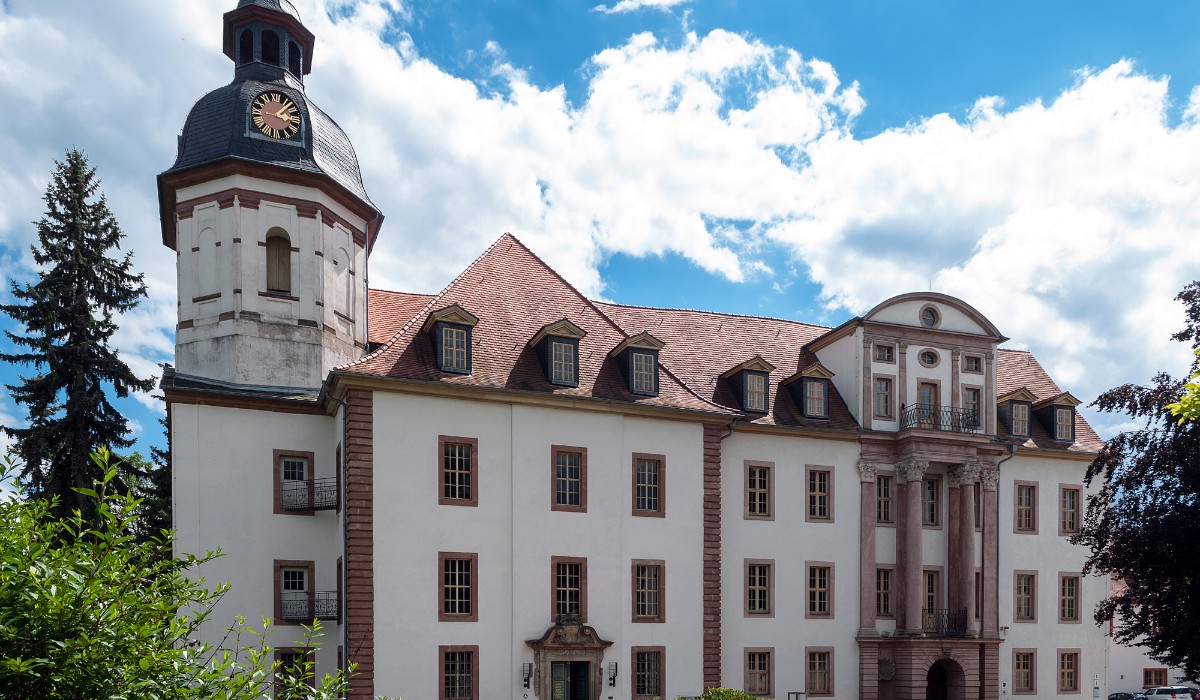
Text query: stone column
858 460 879 634
897 457 928 635
980 468 1000 637
951 461 981 636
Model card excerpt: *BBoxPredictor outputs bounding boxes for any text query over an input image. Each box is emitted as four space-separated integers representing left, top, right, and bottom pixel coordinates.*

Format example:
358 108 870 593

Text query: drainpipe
993 439 1018 642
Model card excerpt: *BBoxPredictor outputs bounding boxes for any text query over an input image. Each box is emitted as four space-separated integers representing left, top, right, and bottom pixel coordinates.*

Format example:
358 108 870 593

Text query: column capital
898 341 909 352
951 349 961 360
863 335 873 347
949 461 982 486
896 457 929 483
980 468 1000 491
856 460 878 482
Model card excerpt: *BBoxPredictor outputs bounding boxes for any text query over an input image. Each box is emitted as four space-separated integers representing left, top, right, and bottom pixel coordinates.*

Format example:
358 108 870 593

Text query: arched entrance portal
925 658 966 700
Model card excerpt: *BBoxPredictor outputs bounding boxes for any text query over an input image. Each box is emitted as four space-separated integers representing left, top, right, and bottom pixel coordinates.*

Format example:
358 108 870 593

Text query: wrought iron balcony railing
899 405 982 434
280 591 339 621
922 607 968 637
280 477 339 511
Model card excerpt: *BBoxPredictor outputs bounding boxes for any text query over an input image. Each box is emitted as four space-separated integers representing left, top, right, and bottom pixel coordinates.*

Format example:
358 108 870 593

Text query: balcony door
918 382 939 427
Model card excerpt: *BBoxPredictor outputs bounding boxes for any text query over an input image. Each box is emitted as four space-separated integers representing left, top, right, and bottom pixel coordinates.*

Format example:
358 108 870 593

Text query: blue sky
2 0 1200 461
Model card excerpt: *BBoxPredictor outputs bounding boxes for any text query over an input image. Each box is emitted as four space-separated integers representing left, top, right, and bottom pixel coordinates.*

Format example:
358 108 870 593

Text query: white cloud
592 0 690 15
0 1 1197 442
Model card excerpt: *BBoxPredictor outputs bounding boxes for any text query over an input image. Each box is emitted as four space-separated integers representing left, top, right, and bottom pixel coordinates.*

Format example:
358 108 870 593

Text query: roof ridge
369 288 434 297
339 234 520 370
594 299 834 330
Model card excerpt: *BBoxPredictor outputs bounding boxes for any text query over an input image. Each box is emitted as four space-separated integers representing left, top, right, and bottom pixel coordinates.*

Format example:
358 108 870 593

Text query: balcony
899 405 981 434
922 608 968 637
280 591 340 621
280 477 339 511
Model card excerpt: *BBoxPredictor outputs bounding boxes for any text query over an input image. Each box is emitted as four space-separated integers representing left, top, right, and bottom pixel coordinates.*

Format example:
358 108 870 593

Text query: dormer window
721 357 775 414
531 319 587 388
803 378 828 418
1055 407 1074 441
422 304 480 376
631 350 657 395
1010 402 1030 437
1033 392 1081 443
744 372 768 412
783 361 835 420
611 332 665 397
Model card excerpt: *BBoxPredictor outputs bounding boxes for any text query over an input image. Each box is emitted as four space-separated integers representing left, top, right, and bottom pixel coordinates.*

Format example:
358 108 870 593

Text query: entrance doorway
925 660 947 700
550 661 590 700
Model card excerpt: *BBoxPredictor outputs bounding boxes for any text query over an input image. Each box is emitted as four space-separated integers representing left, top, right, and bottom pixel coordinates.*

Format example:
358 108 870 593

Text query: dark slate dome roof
165 79 373 206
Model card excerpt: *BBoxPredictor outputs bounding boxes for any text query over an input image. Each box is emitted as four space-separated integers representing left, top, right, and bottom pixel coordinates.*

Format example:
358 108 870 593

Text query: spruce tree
1 148 156 522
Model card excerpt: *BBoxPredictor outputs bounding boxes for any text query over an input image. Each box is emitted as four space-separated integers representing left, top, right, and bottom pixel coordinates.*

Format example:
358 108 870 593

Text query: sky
1 0 1199 461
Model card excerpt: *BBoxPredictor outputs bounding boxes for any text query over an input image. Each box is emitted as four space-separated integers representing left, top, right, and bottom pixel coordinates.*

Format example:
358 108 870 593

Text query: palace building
162 2 1119 698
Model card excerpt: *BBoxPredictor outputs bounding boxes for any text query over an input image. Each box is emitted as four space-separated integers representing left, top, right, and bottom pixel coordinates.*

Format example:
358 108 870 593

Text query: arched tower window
262 30 281 67
265 228 292 294
238 30 254 64
333 247 352 317
288 41 302 77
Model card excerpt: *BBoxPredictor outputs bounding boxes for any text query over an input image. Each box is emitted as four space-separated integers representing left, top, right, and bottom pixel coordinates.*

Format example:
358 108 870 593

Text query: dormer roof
530 319 587 346
421 303 479 333
1032 391 1082 410
609 332 665 357
997 387 1039 403
780 360 836 385
720 356 777 380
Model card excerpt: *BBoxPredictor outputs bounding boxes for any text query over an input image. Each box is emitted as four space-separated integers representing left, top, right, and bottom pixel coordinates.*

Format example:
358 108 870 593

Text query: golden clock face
251 91 300 140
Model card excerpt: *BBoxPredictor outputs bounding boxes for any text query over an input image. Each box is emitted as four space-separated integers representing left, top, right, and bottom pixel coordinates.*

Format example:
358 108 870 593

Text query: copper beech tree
1076 281 1200 681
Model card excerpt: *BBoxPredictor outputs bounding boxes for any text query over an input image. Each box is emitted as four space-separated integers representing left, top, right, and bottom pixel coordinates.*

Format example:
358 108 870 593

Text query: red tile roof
996 349 1103 453
354 234 1100 450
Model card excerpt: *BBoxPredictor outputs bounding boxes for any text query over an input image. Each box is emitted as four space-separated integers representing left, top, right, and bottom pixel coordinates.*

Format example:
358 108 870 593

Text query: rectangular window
632 560 664 623
440 645 478 700
551 446 587 512
804 378 827 418
1056 406 1075 441
874 377 893 418
550 338 577 386
1015 482 1038 533
875 344 895 362
439 552 477 622
745 559 773 616
744 371 768 412
632 647 665 700
273 449 315 514
923 569 940 614
745 649 773 698
964 355 983 373
439 436 478 507
806 563 832 617
1011 402 1031 436
274 648 313 692
1060 486 1081 535
1058 650 1080 693
1015 572 1037 621
876 568 893 616
1144 668 1168 688
877 474 893 523
630 350 657 395
806 648 833 696
552 557 587 621
1013 650 1036 694
274 559 314 625
632 454 665 517
806 467 832 521
1059 574 1080 623
745 462 773 520
441 325 470 374
922 478 940 526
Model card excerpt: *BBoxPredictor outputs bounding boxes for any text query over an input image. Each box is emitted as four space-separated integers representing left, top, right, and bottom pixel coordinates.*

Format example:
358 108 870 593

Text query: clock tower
158 0 382 391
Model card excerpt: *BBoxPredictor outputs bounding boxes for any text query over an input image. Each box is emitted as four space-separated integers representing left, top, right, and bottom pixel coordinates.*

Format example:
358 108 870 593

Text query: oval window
919 350 938 367
920 307 939 327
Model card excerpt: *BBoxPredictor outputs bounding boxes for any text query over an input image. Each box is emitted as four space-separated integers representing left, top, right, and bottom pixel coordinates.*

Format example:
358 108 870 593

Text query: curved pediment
863 292 1007 341
526 614 614 651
